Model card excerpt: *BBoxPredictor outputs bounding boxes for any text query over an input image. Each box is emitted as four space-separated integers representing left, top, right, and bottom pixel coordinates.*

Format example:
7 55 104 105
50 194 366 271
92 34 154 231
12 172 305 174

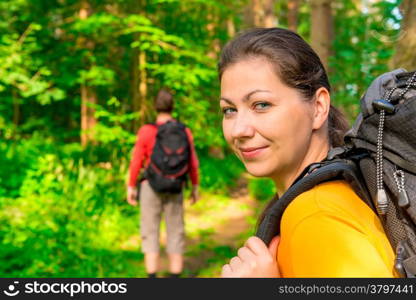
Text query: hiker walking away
127 88 199 278
218 28 409 277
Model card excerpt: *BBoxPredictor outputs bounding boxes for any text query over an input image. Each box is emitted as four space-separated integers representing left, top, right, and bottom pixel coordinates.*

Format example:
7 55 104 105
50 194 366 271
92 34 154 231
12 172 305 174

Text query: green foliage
248 177 276 202
0 23 65 107
199 152 245 194
0 137 142 277
78 66 115 86
330 0 401 120
92 98 137 147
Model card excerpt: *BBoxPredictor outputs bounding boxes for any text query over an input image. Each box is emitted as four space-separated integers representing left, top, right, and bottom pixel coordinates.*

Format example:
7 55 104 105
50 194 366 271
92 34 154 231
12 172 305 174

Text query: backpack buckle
327 147 347 160
372 99 395 114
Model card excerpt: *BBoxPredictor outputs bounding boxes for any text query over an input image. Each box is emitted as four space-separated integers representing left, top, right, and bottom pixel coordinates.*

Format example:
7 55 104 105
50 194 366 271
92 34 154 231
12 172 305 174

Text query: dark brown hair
218 28 350 226
154 88 174 113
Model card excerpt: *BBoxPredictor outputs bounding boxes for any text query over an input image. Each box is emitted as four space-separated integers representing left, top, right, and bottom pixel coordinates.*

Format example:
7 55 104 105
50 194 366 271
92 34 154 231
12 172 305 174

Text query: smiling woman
218 28 398 278
220 57 327 191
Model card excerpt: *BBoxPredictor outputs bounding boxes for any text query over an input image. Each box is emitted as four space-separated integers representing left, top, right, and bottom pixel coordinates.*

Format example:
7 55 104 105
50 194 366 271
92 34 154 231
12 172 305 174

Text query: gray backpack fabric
256 69 416 277
344 69 416 277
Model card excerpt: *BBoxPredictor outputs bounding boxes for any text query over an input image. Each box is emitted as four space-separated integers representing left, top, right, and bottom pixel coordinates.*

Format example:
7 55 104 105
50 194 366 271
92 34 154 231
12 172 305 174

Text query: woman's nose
231 113 255 139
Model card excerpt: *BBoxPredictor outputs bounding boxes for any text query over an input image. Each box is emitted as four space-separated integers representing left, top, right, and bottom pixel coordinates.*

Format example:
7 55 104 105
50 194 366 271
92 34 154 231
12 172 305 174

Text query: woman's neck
273 134 330 196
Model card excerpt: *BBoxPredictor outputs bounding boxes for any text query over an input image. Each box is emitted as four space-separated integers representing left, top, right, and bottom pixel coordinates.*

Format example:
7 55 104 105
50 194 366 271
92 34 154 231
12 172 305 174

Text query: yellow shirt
277 180 398 277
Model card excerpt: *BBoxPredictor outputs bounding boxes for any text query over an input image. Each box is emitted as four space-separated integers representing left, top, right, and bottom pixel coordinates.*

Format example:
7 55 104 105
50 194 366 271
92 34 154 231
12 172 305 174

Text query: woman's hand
221 236 280 278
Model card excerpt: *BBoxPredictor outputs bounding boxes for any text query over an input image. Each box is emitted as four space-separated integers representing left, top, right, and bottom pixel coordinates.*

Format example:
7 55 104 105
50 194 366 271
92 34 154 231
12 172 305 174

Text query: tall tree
78 0 97 146
390 0 416 70
310 0 333 71
127 0 152 131
245 0 277 28
207 13 219 59
287 0 301 32
137 50 148 128
263 0 277 27
227 17 236 38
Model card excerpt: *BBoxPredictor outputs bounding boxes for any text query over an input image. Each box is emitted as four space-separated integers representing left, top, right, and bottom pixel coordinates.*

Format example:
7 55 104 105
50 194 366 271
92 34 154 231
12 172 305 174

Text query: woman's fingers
268 235 280 256
238 246 258 270
237 245 256 262
244 236 270 256
221 257 243 277
221 264 232 277
221 236 281 278
229 256 243 270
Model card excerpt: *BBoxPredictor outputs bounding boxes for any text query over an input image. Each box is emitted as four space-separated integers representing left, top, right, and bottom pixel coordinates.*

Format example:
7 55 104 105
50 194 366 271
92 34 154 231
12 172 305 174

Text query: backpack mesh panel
358 145 416 256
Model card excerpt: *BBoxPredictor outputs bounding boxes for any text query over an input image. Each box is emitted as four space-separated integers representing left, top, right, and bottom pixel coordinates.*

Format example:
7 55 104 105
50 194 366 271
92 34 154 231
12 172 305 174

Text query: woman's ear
312 87 331 130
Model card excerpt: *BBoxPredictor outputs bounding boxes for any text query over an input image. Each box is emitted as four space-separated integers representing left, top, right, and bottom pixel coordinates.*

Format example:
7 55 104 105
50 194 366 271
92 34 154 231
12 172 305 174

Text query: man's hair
154 88 174 113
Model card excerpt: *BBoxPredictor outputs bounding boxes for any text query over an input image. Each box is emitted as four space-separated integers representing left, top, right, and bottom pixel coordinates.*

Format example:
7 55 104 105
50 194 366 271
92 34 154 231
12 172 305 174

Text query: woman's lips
239 146 269 159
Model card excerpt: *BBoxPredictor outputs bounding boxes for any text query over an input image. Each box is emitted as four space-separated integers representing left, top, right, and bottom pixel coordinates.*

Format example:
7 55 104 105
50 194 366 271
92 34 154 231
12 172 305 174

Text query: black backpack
256 69 416 277
145 120 190 194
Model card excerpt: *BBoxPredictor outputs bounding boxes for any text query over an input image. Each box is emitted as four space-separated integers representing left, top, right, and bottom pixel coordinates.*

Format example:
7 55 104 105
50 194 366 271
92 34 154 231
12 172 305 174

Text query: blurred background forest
0 0 415 277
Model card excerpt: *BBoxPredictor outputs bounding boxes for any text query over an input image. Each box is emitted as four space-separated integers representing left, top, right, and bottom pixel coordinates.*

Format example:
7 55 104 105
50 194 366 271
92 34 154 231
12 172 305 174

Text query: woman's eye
253 102 271 111
222 107 237 116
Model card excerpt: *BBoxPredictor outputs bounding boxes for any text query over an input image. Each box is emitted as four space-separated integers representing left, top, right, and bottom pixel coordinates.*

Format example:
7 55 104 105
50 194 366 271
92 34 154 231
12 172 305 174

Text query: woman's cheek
222 122 234 149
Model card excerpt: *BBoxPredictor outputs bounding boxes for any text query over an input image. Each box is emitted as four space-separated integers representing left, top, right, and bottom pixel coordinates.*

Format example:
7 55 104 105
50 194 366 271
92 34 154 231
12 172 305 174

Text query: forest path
180 177 257 277
122 176 259 277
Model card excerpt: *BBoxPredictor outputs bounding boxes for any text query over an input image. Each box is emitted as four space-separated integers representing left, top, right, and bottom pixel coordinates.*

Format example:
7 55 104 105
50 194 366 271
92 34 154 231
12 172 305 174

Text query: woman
218 28 397 277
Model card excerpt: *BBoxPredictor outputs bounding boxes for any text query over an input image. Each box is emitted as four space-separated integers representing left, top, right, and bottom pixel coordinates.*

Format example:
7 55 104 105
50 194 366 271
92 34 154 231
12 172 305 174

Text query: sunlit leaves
330 0 401 119
78 65 115 86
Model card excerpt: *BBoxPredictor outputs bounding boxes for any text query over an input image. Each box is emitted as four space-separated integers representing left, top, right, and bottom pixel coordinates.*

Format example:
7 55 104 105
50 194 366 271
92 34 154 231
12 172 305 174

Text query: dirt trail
125 177 258 277
180 177 257 277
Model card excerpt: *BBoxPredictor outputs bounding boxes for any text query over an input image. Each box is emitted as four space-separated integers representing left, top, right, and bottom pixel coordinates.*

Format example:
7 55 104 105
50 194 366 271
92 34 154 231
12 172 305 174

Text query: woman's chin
245 166 272 178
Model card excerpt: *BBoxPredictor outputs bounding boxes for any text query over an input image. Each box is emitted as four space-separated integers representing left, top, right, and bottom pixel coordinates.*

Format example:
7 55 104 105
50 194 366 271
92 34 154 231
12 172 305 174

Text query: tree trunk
138 50 148 128
131 39 141 131
129 0 150 132
12 98 19 127
287 0 300 32
244 0 259 28
263 0 277 28
207 11 221 59
390 0 416 71
80 84 97 146
310 0 333 72
253 0 262 27
227 17 236 38
79 1 97 146
244 0 276 28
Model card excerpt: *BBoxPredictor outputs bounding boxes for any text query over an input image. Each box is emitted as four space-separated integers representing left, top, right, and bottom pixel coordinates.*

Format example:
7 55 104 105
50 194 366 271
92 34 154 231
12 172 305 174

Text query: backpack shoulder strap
172 120 186 129
255 158 373 246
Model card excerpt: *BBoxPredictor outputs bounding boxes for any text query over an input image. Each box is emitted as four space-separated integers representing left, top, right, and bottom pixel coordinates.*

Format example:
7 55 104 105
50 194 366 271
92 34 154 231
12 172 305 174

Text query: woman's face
220 58 316 183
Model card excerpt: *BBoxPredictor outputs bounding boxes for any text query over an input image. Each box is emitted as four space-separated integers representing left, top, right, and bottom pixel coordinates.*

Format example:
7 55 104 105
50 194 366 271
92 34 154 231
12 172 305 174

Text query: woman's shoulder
281 180 376 234
278 180 397 277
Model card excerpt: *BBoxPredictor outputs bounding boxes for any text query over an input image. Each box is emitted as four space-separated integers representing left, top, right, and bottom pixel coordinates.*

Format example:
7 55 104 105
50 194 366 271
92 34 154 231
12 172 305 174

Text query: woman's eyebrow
219 97 234 105
220 89 271 104
244 89 271 101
